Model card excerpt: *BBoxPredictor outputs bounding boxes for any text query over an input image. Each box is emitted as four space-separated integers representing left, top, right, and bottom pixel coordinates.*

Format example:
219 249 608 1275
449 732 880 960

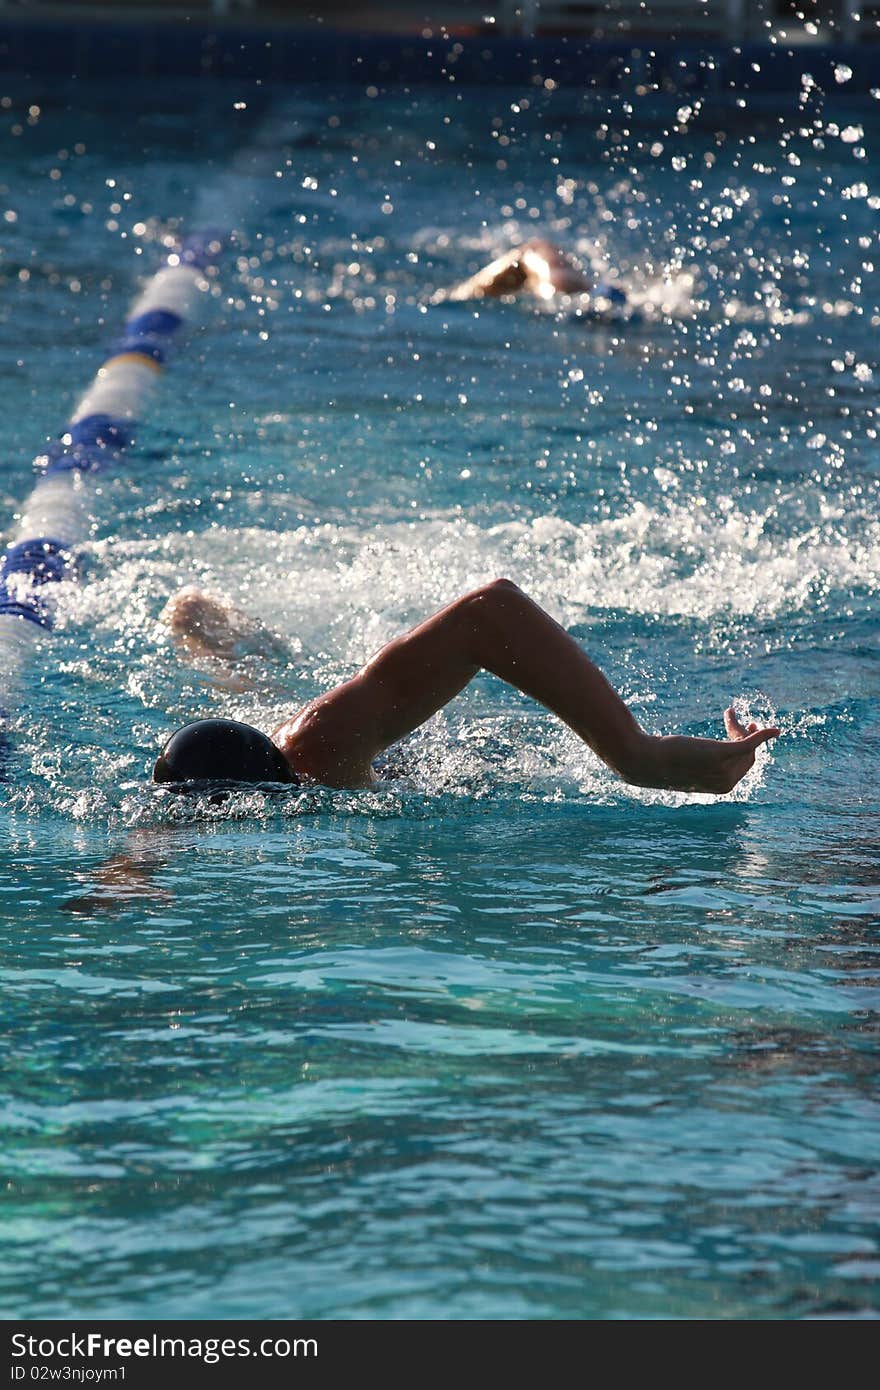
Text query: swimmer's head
153 718 297 788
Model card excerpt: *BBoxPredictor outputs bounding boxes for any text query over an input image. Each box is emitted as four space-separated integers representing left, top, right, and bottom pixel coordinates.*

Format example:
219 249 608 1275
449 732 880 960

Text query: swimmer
438 238 595 303
156 578 779 796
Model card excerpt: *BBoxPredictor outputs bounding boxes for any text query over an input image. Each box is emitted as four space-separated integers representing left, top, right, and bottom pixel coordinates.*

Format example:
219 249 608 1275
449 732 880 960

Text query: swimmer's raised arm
438 239 592 303
271 579 779 793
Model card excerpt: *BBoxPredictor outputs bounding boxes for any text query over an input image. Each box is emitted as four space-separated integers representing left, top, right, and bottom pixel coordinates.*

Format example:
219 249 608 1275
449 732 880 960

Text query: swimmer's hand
632 708 780 794
162 586 292 691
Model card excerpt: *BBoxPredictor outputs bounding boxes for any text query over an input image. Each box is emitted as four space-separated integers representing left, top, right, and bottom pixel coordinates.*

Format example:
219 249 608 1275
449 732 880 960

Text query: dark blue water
0 76 877 1319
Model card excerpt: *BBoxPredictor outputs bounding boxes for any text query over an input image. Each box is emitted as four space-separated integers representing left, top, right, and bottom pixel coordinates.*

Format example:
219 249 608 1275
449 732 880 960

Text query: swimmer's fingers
723 706 749 739
709 721 779 793
723 707 779 745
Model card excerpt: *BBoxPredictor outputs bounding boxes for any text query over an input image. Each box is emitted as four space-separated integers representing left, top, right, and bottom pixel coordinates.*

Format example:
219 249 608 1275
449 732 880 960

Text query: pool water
0 75 878 1320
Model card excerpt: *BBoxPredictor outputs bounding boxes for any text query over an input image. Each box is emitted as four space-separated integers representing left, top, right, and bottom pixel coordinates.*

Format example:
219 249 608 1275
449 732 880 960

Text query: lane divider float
0 230 222 716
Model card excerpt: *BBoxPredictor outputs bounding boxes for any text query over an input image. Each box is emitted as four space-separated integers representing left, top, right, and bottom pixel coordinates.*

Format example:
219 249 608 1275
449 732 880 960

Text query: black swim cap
153 718 297 787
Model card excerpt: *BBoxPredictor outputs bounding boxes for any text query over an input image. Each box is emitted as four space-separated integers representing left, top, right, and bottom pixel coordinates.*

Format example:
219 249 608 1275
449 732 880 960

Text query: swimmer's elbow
472 576 523 605
457 578 528 659
466 577 527 621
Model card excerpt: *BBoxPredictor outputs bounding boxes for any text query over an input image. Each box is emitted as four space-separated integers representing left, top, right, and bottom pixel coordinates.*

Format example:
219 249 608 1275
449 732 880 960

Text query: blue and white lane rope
0 231 222 714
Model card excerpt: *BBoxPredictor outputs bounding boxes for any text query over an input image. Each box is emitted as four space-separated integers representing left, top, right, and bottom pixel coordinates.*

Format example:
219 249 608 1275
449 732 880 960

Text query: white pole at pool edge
0 230 223 720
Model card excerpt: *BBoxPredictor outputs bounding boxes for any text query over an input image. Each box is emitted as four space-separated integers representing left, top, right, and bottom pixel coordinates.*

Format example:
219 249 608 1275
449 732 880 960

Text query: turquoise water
0 78 878 1319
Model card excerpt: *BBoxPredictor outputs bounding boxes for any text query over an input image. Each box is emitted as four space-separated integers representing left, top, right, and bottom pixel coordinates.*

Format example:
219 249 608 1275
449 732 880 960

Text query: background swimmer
433 240 628 314
158 577 779 796
437 238 594 303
